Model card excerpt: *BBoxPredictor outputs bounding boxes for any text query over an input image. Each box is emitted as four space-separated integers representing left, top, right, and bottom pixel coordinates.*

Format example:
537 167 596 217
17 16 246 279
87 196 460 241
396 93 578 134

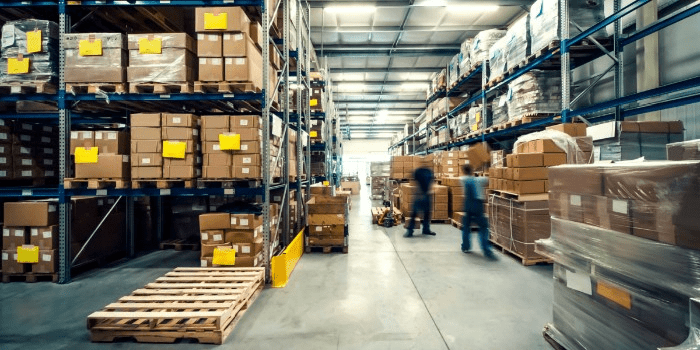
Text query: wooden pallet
66 83 127 94
0 82 56 95
132 179 196 189
87 267 265 345
485 74 505 89
64 178 129 190
197 179 262 189
159 239 200 251
129 82 193 94
450 219 462 229
491 190 549 202
402 217 451 224
490 239 552 266
2 272 58 283
194 82 261 94
305 245 348 254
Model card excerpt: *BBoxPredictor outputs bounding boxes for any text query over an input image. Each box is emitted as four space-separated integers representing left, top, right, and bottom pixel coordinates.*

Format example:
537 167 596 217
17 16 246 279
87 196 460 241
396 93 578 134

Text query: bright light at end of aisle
324 5 376 13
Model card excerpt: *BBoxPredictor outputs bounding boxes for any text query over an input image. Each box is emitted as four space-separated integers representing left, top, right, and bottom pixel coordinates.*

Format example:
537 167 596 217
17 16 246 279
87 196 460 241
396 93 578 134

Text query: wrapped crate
487 35 509 83
506 70 561 121
0 20 59 85
469 29 506 68
506 14 530 69
127 33 196 85
63 33 127 84
529 0 607 54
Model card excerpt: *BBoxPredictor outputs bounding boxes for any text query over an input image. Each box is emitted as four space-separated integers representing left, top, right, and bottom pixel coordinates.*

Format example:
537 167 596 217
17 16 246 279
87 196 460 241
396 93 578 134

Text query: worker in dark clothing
404 167 437 237
461 165 495 259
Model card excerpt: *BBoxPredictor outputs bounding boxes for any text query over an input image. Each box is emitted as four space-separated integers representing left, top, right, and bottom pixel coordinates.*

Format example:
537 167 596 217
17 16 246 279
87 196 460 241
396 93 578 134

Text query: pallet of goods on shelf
66 129 130 189
506 70 561 122
598 121 683 161
529 0 607 56
0 120 59 184
127 33 196 94
538 160 700 349
505 14 530 74
63 33 127 93
486 34 509 86
390 155 432 180
306 194 348 254
469 29 506 70
0 20 59 91
667 139 700 160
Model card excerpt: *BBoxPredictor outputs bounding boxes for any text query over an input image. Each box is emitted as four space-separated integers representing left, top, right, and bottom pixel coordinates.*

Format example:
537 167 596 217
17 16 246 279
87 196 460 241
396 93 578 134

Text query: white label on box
254 257 258 266
223 33 231 40
20 135 30 141
213 144 221 151
2 25 14 47
42 254 51 262
569 195 581 206
2 252 7 260
172 117 181 124
230 217 237 225
232 244 239 252
13 253 17 260
48 205 56 213
235 58 245 65
243 157 251 164
82 131 93 138
0 133 6 140
43 231 52 239
44 159 53 166
142 158 151 164
566 269 592 295
44 148 53 155
123 155 129 162
0 146 4 153
42 137 50 143
31 228 38 236
240 218 249 226
22 124 31 131
199 58 207 64
43 126 52 133
447 160 453 165
201 232 209 240
0 157 5 164
212 58 222 65
316 226 322 232
312 120 318 126
198 34 204 40
242 168 250 174
3 229 9 237
242 245 251 254
95 132 103 140
225 58 233 64
14 229 23 237
193 129 198 136
98 199 104 205
201 259 208 267
234 34 244 40
0 171 6 177
208 35 217 41
45 171 55 177
108 132 117 140
612 200 628 214
21 147 30 154
241 144 249 151
240 119 249 126
22 159 31 166
213 234 223 241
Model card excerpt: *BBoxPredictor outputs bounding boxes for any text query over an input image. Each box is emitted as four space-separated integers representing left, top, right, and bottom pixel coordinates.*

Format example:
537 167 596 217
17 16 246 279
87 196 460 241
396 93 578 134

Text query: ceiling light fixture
324 5 376 14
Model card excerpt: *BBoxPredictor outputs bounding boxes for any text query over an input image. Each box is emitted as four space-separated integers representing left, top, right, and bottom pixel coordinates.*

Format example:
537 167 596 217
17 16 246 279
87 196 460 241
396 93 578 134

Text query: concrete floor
0 184 554 350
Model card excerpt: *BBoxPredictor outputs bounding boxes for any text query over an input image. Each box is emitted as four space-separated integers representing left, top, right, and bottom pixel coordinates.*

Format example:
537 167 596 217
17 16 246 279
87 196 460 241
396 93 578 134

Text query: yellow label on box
310 131 318 138
162 141 186 159
475 112 481 122
596 281 632 309
17 245 39 263
322 181 330 186
7 57 30 74
212 247 236 265
204 12 228 30
79 39 102 56
470 123 478 131
310 99 318 107
26 30 42 54
139 37 162 54
74 147 98 164
219 133 241 150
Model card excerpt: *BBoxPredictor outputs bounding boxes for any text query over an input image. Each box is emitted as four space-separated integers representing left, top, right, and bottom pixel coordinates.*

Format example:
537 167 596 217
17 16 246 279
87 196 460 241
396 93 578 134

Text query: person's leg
476 208 493 258
404 197 419 237
461 211 473 252
422 194 435 235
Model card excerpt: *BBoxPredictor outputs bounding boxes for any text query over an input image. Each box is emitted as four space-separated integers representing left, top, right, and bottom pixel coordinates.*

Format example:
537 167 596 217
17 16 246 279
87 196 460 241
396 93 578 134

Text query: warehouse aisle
0 183 554 350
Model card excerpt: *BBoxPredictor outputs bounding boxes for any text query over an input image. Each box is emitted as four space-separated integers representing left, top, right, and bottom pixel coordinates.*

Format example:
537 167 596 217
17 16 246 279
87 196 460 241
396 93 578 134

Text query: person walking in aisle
404 167 437 237
461 164 496 259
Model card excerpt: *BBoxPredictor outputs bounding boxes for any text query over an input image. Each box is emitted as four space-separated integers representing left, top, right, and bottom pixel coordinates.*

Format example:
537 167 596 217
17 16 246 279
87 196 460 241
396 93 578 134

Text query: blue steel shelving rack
0 0 313 283
389 0 700 154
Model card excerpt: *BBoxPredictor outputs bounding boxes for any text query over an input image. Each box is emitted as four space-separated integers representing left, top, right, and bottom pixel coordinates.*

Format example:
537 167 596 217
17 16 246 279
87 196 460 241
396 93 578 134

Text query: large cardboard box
131 127 162 140
513 167 548 181
132 153 163 167
204 166 231 178
507 153 544 168
162 127 197 140
199 213 231 230
197 33 223 57
230 213 263 230
1 250 27 274
195 7 251 33
199 57 224 82
131 113 162 127
64 33 126 83
29 226 59 250
233 165 261 178
225 228 260 245
547 123 587 137
4 201 58 227
33 249 57 273
3 227 26 250
200 230 225 244
75 154 129 179
127 34 196 83
225 55 263 89
223 32 259 58
94 131 129 154
132 166 162 179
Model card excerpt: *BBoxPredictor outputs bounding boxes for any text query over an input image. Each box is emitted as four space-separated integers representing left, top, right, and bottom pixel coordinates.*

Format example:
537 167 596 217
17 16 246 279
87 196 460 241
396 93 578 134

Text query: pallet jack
378 178 400 228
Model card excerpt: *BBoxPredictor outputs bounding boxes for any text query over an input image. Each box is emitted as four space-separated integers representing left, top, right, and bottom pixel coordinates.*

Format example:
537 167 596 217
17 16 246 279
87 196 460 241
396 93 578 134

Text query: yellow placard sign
26 30 42 54
219 133 241 150
79 38 102 56
162 141 186 159
139 37 162 54
322 181 330 186
470 124 478 131
475 112 481 122
596 281 632 309
310 99 318 107
212 247 236 265
75 147 98 164
310 131 318 138
17 245 39 263
7 57 30 75
204 12 228 30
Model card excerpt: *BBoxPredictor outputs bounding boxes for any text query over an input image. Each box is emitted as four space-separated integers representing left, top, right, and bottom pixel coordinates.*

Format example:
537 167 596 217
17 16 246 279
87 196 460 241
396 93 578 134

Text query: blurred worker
404 167 437 237
461 165 495 259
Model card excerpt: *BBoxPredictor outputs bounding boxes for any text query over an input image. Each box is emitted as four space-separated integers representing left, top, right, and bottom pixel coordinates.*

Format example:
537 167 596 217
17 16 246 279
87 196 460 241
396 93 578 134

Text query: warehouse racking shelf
390 0 700 154
0 0 320 283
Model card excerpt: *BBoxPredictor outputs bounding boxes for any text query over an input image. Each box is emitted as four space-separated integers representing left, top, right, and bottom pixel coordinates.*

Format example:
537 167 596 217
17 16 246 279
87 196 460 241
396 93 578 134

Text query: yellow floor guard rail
271 229 304 288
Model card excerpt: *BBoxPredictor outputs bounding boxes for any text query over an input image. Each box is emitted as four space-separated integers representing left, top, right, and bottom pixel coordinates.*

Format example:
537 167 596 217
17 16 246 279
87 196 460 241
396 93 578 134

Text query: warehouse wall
342 139 391 155
572 9 700 139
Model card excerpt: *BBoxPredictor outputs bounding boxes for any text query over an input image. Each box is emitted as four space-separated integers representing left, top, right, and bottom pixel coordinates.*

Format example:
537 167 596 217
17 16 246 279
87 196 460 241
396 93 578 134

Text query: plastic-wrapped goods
513 129 587 164
469 29 506 67
459 39 472 74
64 33 127 83
127 33 196 84
506 14 530 69
487 35 509 83
506 70 561 120
488 195 550 261
667 139 700 160
529 0 608 55
468 106 489 132
490 94 508 126
448 53 460 87
432 68 447 93
0 20 59 84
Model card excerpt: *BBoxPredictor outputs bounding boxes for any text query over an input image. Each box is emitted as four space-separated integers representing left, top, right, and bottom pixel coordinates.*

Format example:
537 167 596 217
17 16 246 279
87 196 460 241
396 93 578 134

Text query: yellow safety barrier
271 229 304 288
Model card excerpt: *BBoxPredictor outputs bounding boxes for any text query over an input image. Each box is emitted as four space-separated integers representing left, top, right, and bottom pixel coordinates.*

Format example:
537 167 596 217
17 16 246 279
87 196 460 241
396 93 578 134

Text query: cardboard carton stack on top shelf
127 33 196 92
131 113 201 183
201 115 263 179
69 129 129 183
63 33 127 91
0 120 59 182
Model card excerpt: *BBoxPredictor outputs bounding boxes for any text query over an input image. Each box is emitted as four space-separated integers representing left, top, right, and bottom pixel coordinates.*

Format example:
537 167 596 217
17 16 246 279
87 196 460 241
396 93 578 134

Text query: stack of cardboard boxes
310 120 324 143
63 33 126 88
131 113 201 181
198 211 265 267
307 194 348 248
310 87 324 112
442 177 465 220
127 33 196 88
0 120 59 182
399 183 449 221
435 151 461 178
667 139 700 160
390 155 432 180
2 201 58 275
201 115 262 179
70 129 129 180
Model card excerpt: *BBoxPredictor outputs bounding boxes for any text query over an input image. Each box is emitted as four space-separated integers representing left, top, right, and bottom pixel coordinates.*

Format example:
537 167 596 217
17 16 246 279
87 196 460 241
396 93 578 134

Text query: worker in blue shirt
404 167 437 237
461 164 496 259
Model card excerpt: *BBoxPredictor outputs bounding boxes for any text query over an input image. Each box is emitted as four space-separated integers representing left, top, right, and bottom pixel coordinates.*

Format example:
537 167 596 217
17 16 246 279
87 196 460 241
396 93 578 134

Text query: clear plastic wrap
469 29 506 67
459 39 472 74
63 33 126 83
490 94 508 126
667 139 700 161
467 106 484 132
487 194 550 260
0 20 59 84
127 33 195 83
513 129 586 164
530 0 608 54
506 70 561 120
487 35 509 82
448 53 460 87
506 14 530 68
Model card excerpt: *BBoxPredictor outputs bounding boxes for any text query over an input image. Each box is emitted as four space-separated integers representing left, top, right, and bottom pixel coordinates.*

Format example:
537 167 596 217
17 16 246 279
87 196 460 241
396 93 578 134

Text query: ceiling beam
311 25 496 34
308 0 533 7
333 80 431 86
336 98 425 103
319 45 456 51
329 67 439 73
318 49 457 57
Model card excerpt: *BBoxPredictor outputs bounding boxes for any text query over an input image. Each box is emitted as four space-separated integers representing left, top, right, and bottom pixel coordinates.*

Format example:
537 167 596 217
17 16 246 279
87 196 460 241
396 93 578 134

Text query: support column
636 0 661 121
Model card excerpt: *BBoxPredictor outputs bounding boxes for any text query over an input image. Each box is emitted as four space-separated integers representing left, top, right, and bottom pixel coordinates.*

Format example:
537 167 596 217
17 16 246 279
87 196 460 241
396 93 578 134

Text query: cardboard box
201 243 233 258
514 180 546 194
3 227 26 250
164 154 200 167
29 225 59 250
195 7 251 33
94 131 129 154
131 127 162 140
203 166 231 178
533 139 564 153
132 153 162 167
507 153 544 168
197 33 223 57
233 165 261 178
131 166 162 179
513 167 548 181
131 140 161 155
163 114 199 128
199 213 231 230
547 123 587 137
4 201 58 227
199 57 224 82
33 249 57 273
238 141 261 154
466 142 491 169
548 165 604 196
233 154 261 166
223 32 259 57
162 127 198 140
64 33 126 83
225 228 260 245
202 115 230 129
543 153 567 166
164 165 198 179
231 238 263 257
75 154 129 179
2 250 27 274
70 131 95 155
225 56 263 89
131 113 162 127
202 128 229 142
230 213 263 230
200 230 225 244
231 116 261 129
